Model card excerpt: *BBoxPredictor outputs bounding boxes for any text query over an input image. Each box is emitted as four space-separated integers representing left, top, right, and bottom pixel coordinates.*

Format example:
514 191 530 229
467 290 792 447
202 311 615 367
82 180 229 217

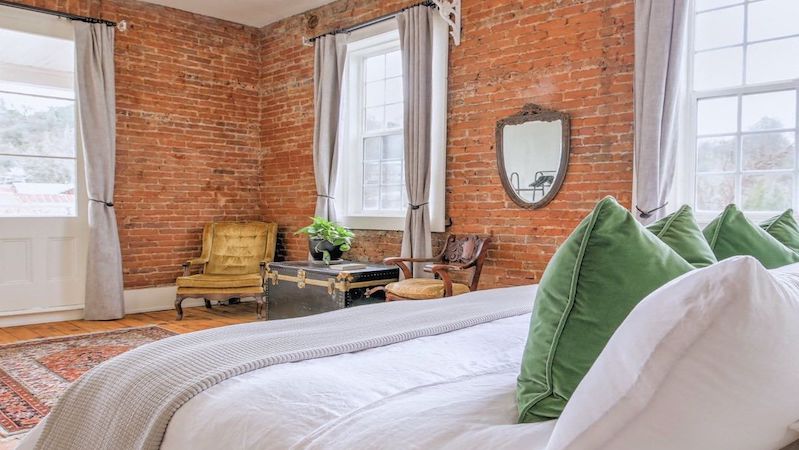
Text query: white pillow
547 256 799 450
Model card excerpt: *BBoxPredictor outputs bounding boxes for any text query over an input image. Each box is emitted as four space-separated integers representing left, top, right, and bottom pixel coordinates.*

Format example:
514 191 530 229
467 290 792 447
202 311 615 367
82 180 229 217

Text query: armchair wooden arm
181 258 209 276
383 256 441 279
426 263 471 297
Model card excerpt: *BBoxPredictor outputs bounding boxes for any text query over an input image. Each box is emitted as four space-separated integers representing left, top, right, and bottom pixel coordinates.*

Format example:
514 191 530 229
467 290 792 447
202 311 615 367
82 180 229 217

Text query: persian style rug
0 326 176 437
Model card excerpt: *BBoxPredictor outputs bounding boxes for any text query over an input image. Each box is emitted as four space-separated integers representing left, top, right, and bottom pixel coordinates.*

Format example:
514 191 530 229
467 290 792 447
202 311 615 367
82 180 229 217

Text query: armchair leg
255 296 267 320
204 299 213 309
175 296 184 320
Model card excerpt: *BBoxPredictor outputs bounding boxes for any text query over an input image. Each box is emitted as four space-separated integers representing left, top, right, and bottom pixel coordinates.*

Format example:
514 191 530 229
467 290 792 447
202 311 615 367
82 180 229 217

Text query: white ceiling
142 0 336 28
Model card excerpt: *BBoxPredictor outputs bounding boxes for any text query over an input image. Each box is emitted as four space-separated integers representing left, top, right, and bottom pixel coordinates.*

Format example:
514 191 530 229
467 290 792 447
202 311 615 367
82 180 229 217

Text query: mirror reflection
496 104 570 209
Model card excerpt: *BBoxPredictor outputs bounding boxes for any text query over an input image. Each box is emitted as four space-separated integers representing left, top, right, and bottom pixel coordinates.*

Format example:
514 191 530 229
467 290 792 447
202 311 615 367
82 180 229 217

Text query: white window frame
676 0 799 224
0 9 83 219
335 18 447 232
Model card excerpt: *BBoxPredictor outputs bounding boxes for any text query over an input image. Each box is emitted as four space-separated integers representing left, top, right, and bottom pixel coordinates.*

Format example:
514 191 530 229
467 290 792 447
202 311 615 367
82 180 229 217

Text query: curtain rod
304 0 435 46
0 0 117 27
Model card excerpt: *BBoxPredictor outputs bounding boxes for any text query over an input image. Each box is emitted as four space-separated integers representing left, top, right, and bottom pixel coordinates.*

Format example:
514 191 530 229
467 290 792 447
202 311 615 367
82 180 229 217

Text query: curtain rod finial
116 20 128 32
302 36 313 47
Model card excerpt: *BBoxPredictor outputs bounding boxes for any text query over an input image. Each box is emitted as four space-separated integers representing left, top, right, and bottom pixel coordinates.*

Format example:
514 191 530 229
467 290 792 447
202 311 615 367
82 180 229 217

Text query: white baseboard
0 286 252 327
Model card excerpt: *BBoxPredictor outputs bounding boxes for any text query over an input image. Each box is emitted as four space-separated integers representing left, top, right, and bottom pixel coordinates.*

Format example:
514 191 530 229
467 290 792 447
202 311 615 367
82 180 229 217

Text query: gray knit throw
33 292 532 450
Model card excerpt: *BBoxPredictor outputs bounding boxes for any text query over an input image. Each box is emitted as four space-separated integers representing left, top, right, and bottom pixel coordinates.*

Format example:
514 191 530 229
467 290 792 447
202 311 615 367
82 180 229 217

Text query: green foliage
295 217 355 262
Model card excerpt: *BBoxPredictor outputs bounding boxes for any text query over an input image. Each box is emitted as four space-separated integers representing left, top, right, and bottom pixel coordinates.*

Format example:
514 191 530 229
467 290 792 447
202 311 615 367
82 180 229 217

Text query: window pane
385 103 402 129
695 6 744 51
694 47 743 90
697 96 738 135
741 90 796 131
0 92 75 157
383 134 403 160
696 174 735 211
696 0 741 12
697 136 737 172
363 137 381 160
364 54 385 82
0 156 75 217
742 132 796 170
380 185 402 210
363 188 379 210
363 162 380 185
746 37 799 85
748 0 799 42
381 161 403 185
742 173 793 212
365 106 383 132
385 77 403 104
364 81 385 107
386 50 402 78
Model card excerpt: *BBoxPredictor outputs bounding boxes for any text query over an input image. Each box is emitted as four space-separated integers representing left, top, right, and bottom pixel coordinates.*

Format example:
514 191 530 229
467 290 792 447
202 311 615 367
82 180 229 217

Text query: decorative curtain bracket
433 0 461 46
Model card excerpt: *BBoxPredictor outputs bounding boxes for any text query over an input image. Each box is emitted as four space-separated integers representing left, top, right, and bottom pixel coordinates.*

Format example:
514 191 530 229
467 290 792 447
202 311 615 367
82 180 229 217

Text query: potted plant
295 217 354 264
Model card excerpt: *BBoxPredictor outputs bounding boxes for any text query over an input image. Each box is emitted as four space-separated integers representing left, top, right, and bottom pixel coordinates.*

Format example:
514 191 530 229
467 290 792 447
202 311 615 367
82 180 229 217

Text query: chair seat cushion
385 279 470 300
176 273 263 289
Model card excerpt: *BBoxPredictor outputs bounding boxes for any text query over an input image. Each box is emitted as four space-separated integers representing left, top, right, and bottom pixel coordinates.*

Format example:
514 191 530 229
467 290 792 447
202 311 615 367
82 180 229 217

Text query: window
683 0 799 220
0 23 77 217
336 19 447 231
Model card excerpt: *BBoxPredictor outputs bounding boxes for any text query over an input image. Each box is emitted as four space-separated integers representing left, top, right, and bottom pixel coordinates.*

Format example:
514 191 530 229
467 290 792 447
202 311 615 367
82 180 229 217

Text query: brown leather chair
375 235 491 301
175 222 278 320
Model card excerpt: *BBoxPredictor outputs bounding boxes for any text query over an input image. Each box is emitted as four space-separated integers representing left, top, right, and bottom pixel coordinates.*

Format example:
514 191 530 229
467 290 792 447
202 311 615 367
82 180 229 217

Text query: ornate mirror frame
495 104 571 209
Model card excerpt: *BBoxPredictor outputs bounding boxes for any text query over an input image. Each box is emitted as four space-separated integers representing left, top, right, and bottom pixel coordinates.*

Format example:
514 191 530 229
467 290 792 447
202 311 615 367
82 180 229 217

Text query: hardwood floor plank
0 303 258 345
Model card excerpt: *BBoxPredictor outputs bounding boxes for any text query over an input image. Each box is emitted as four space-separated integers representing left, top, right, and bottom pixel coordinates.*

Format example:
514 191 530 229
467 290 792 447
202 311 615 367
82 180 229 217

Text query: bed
19 258 799 450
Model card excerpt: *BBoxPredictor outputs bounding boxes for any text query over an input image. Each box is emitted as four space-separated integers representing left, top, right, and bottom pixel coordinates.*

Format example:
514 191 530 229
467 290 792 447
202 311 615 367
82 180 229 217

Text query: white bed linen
21 285 551 450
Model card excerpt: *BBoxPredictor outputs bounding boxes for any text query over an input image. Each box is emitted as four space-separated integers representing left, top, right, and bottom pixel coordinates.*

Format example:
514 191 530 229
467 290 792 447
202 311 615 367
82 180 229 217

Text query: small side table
265 261 399 320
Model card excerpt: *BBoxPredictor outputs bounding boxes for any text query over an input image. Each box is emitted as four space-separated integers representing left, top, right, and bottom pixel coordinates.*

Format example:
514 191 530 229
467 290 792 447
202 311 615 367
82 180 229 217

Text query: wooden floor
0 302 260 345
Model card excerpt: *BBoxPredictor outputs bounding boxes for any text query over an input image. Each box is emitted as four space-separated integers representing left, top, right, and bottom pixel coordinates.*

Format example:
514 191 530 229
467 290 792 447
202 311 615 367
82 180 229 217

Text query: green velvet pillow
703 204 799 269
760 209 799 254
516 197 694 423
646 205 717 268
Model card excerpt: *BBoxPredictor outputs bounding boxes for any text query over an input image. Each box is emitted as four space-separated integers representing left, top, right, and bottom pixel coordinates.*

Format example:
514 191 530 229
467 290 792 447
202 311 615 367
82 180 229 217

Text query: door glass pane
746 37 799 85
696 174 735 211
742 173 793 211
697 96 738 135
748 0 799 42
0 92 75 157
697 136 737 172
694 47 743 90
741 90 796 131
742 132 795 170
695 6 744 51
0 156 76 217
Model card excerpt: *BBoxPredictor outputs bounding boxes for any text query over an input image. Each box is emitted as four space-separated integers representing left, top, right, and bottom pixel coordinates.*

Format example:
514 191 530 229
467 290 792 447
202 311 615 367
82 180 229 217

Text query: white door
0 8 88 316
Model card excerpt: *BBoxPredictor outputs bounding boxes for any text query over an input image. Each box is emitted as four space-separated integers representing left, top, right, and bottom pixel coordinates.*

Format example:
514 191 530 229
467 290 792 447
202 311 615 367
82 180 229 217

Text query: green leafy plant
295 217 355 263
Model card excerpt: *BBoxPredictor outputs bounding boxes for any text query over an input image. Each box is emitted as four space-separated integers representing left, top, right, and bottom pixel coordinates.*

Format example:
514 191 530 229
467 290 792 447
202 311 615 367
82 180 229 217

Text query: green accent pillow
760 209 799 254
703 204 799 269
516 197 694 423
646 205 717 268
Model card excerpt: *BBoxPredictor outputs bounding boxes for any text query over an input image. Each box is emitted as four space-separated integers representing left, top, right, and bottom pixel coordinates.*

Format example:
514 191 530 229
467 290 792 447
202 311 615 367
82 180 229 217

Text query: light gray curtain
312 34 347 221
75 22 124 320
634 0 689 223
398 6 435 277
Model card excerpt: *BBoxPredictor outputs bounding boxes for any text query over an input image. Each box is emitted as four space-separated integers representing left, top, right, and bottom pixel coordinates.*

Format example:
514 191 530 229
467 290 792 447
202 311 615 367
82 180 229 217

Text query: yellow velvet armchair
175 222 278 320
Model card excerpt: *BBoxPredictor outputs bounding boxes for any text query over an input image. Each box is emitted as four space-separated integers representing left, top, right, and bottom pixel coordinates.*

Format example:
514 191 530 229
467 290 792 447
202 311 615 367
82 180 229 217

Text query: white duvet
159 286 554 449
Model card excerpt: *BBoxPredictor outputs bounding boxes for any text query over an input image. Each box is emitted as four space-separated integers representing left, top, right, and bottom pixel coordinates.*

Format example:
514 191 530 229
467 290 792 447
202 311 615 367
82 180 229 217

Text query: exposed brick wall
260 0 635 288
7 0 263 288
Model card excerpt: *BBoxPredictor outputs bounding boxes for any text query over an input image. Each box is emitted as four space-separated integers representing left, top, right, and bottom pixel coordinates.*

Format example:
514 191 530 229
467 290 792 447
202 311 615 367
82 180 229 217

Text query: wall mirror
496 104 570 209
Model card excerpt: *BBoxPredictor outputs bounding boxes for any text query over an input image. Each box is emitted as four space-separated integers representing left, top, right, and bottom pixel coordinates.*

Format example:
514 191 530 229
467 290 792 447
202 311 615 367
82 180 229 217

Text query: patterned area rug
0 326 176 437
